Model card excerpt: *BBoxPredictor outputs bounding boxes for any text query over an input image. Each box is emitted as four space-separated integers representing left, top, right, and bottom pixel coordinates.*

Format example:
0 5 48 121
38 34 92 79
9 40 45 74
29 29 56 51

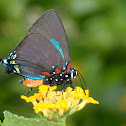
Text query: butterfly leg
46 84 50 97
70 82 74 90
24 87 32 96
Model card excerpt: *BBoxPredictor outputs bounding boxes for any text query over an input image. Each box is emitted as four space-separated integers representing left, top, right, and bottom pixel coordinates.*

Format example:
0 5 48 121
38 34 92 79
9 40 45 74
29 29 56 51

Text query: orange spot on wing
66 62 71 73
23 78 43 87
41 72 50 76
55 68 61 74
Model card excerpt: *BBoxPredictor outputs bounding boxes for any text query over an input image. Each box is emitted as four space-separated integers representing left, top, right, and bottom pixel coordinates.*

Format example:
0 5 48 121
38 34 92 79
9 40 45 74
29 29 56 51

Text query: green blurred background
0 0 126 126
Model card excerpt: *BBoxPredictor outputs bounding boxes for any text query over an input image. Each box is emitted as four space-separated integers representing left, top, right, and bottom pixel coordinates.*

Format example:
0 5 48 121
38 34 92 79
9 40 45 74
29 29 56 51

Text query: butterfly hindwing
15 33 63 79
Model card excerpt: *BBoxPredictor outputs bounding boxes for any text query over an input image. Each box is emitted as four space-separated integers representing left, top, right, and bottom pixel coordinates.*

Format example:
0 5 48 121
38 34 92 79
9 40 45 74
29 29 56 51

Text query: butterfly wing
27 9 71 68
15 33 63 79
12 9 71 79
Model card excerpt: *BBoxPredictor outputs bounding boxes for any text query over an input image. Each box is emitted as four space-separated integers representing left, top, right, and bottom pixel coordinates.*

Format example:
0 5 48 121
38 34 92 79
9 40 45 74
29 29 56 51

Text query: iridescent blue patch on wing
19 74 46 80
49 38 65 70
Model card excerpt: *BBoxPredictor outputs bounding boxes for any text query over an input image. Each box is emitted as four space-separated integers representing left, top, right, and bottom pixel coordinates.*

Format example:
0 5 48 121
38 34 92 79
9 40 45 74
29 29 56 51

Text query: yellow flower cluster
21 85 99 119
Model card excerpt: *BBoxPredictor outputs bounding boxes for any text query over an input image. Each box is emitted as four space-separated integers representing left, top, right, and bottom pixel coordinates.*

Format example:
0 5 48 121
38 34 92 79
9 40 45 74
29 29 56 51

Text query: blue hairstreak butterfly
0 9 87 94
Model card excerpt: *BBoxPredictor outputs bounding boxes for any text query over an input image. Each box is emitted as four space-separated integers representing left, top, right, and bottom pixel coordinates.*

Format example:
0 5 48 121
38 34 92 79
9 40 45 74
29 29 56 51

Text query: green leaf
0 120 2 125
1 111 62 126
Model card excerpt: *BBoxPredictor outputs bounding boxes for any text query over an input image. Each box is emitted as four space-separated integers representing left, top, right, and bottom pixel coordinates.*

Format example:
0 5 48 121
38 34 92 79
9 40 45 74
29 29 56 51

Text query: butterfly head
70 68 78 79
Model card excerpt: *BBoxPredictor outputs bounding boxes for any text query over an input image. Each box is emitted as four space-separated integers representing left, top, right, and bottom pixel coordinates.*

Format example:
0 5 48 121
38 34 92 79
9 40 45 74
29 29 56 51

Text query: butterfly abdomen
20 78 43 87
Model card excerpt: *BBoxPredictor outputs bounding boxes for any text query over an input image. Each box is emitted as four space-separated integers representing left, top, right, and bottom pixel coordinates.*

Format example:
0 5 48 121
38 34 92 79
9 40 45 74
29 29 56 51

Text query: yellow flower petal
54 100 68 109
77 97 99 111
86 97 99 104
21 95 27 100
21 95 36 103
41 109 48 117
34 93 43 100
77 99 88 111
74 86 84 94
85 90 89 97
38 85 49 93
49 86 57 91
38 85 57 93
33 103 52 114
65 87 73 94
58 108 64 116
32 101 38 106
55 96 62 101
71 99 80 108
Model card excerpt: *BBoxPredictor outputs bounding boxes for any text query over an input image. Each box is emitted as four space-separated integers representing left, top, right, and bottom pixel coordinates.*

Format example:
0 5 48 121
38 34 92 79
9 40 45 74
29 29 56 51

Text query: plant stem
60 117 66 126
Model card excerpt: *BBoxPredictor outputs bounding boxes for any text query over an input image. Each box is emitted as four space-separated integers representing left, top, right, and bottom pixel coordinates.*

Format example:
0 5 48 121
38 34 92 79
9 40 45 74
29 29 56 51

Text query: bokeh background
0 0 126 126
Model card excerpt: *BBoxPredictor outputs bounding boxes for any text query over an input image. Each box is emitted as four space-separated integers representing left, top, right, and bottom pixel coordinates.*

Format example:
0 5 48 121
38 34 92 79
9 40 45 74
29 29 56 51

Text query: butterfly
0 9 86 95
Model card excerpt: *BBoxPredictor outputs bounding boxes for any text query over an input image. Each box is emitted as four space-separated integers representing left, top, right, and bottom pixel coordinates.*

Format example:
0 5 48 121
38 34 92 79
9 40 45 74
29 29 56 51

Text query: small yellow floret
38 85 57 93
54 100 68 109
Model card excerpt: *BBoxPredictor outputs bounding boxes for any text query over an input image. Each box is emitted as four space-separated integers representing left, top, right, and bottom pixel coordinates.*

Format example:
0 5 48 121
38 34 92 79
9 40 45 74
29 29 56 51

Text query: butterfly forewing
15 33 63 78
27 9 71 65
13 9 71 79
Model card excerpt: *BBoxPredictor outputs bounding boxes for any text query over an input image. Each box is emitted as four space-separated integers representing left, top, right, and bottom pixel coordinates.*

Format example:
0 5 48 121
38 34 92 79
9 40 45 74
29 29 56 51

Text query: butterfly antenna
77 70 88 90
77 73 86 95
75 78 78 86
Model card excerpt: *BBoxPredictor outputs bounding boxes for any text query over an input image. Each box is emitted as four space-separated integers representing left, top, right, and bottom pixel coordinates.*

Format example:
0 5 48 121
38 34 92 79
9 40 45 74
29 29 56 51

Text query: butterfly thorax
43 68 78 85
